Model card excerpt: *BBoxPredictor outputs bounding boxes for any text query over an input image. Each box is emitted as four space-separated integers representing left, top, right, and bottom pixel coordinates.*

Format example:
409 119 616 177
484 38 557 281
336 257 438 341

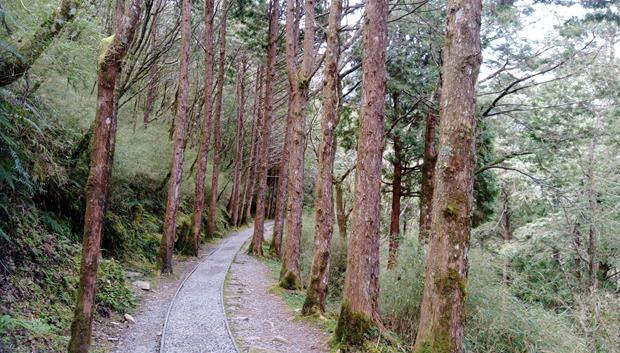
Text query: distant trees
412 0 482 351
68 0 142 351
334 0 388 347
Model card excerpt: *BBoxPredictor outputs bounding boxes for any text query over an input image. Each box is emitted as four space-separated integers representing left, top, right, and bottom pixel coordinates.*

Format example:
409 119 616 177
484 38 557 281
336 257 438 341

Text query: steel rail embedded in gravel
159 236 237 353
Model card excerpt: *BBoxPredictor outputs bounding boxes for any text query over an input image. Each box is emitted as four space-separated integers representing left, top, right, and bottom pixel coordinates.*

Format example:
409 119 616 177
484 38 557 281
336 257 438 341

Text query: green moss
434 268 467 299
333 302 378 350
279 268 302 290
413 332 453 353
98 34 115 66
301 290 322 316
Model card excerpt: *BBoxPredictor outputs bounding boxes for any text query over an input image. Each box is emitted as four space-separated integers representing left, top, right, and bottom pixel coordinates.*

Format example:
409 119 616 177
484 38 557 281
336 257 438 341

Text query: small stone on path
132 280 151 291
124 314 135 324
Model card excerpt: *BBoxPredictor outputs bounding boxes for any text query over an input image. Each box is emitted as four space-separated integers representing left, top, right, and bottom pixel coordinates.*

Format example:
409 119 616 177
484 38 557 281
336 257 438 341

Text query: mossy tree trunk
207 0 230 237
68 1 142 351
190 0 215 257
412 0 482 351
302 0 342 315
0 0 79 86
158 0 192 274
279 0 316 291
334 0 388 347
249 0 279 256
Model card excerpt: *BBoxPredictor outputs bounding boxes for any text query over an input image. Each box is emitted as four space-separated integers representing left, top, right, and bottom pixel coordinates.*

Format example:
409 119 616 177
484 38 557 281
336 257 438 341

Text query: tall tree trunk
158 0 192 274
189 0 215 256
500 186 511 284
388 135 402 270
279 0 316 290
418 91 438 244
335 181 347 238
239 117 256 225
270 0 301 257
249 0 279 256
302 0 342 315
67 1 141 351
242 66 264 224
143 0 162 127
269 101 294 257
412 0 482 351
586 117 600 292
0 0 79 86
230 58 247 227
334 0 388 346
207 0 229 237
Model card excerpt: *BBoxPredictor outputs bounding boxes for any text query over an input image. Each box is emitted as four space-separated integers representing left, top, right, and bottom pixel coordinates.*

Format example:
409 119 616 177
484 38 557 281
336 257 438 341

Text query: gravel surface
109 242 221 353
110 226 258 353
161 227 255 353
226 233 329 353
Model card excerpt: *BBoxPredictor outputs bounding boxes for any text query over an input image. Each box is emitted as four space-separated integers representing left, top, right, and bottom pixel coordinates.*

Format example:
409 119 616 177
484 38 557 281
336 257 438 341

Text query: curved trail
160 223 271 353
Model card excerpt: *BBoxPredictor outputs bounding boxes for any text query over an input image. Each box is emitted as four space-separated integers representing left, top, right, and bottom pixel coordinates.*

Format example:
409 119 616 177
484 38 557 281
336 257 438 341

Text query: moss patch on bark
333 302 378 350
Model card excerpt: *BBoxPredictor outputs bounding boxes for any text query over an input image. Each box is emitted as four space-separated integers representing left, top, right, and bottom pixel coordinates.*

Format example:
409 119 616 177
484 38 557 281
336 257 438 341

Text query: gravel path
108 242 221 353
226 236 330 353
160 226 258 353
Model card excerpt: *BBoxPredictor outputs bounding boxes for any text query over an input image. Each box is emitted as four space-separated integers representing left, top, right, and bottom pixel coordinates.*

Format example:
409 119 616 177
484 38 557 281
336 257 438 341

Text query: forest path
225 236 330 353
109 224 269 353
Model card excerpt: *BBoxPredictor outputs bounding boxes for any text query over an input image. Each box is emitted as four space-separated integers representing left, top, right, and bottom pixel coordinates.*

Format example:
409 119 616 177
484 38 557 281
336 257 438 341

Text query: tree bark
500 186 511 284
412 0 482 351
335 181 347 238
269 101 294 257
388 135 402 270
279 0 316 290
230 58 247 227
0 0 79 86
270 0 301 258
249 0 279 256
302 0 342 315
158 0 192 274
67 1 141 351
418 91 439 244
242 66 264 224
189 0 215 257
207 0 229 237
334 0 388 346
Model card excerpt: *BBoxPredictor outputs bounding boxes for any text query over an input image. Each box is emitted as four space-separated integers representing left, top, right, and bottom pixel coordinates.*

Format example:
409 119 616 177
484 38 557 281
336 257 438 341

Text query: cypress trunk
230 58 247 227
249 0 279 256
418 90 439 244
190 0 215 256
334 0 388 346
279 0 316 290
207 0 229 237
68 1 141 351
159 0 192 274
302 0 342 315
412 0 482 350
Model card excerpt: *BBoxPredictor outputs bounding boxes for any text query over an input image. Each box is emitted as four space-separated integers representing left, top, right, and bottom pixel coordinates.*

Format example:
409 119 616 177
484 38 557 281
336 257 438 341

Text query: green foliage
380 237 589 353
95 259 136 314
